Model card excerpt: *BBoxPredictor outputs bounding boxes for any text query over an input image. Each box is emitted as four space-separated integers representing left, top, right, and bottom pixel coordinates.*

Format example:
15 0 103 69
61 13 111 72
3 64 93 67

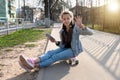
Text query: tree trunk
23 0 26 20
91 0 94 29
44 0 50 28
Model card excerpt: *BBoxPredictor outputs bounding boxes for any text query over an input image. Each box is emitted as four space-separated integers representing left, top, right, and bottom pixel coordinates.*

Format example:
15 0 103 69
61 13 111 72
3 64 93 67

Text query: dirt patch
0 39 47 80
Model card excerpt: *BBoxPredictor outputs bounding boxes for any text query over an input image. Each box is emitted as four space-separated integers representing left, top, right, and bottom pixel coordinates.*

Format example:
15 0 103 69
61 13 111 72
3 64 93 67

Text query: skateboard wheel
75 60 79 65
68 60 72 65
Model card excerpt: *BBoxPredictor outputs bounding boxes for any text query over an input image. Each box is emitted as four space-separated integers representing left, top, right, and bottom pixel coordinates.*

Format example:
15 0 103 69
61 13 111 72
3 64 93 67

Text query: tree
37 0 70 27
23 0 26 19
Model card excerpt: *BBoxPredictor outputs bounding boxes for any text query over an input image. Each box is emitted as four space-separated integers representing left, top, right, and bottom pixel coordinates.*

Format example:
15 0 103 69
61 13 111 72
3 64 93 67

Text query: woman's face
62 14 72 27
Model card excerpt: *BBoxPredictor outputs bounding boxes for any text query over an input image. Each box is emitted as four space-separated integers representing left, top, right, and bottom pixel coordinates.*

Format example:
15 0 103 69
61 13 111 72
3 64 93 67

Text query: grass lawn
0 28 51 49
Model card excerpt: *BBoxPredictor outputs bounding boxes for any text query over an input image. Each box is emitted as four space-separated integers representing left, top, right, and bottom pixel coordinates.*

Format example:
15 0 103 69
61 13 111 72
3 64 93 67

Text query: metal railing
0 17 36 36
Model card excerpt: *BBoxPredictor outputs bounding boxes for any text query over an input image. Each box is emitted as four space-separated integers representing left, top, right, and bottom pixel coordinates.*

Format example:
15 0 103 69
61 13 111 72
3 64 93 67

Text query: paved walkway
37 23 120 80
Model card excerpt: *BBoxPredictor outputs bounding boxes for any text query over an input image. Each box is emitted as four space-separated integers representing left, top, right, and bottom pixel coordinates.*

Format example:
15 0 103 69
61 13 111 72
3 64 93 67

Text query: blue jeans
39 48 74 68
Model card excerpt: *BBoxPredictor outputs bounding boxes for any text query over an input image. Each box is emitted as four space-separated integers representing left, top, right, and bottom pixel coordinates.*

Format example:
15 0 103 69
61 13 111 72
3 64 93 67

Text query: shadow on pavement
6 71 38 80
82 31 120 80
42 61 71 80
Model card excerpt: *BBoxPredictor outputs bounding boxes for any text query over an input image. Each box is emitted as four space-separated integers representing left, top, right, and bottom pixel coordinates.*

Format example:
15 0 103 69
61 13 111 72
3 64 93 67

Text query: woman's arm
74 16 93 35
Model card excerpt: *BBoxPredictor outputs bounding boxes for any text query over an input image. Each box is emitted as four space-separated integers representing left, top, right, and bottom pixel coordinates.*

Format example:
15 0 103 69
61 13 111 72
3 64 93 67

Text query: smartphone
46 33 55 41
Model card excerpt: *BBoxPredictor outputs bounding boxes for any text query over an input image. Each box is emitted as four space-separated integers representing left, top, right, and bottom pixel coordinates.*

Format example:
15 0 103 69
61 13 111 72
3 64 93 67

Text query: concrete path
37 23 120 80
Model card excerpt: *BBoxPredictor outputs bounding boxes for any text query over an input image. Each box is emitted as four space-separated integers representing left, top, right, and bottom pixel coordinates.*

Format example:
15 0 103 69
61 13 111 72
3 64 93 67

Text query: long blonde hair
59 10 74 45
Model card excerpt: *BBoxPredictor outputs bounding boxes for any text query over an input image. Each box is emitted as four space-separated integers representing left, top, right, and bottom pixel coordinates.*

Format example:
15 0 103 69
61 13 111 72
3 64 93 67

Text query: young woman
19 10 93 71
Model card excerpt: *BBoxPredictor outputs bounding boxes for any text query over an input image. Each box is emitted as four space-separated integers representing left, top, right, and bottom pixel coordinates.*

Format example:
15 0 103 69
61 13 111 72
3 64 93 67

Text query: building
0 0 16 19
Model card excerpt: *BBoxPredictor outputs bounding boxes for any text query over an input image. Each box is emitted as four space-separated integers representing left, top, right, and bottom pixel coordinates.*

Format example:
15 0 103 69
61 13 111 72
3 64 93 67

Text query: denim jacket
57 24 93 56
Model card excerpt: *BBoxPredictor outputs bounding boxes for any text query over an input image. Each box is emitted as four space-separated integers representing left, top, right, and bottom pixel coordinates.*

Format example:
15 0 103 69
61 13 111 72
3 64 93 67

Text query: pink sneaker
27 58 35 65
19 61 31 72
19 55 34 69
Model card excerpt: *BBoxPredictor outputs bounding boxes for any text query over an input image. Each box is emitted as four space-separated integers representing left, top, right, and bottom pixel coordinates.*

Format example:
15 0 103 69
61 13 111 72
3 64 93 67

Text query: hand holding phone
46 33 55 42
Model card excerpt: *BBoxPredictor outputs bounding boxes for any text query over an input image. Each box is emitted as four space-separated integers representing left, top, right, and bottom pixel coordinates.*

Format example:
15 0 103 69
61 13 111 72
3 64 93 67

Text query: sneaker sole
19 61 31 72
19 55 34 69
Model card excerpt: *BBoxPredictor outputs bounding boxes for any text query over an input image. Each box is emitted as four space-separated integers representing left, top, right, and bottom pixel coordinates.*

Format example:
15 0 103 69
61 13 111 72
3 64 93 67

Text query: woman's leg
38 48 67 62
21 48 67 68
38 48 74 68
33 58 40 64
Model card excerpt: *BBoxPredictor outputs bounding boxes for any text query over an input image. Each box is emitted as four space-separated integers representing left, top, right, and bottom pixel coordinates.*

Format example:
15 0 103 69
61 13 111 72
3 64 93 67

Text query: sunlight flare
108 2 119 12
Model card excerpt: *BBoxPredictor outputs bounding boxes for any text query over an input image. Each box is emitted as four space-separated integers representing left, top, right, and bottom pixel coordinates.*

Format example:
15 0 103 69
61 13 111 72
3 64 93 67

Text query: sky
16 0 111 9
16 0 39 8
70 0 107 7
70 0 76 7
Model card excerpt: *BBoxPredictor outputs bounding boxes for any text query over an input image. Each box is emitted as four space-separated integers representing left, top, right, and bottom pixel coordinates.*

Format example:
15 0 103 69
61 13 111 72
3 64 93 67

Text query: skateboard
66 57 79 65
